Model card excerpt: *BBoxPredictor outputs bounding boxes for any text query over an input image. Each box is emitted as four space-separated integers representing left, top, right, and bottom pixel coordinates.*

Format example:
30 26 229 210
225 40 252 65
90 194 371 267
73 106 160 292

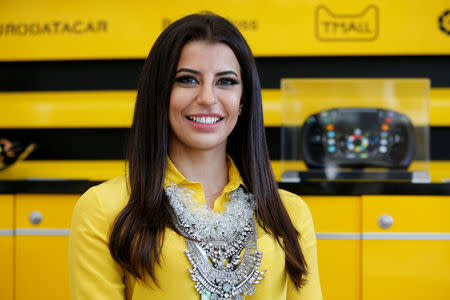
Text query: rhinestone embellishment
166 185 266 299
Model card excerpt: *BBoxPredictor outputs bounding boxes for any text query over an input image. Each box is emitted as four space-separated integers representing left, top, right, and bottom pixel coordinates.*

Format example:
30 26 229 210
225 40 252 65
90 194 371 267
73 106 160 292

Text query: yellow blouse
68 158 322 299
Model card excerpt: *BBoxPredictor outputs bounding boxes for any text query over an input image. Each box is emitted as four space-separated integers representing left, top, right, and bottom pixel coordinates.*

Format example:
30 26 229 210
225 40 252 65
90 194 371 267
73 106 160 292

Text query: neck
168 146 228 209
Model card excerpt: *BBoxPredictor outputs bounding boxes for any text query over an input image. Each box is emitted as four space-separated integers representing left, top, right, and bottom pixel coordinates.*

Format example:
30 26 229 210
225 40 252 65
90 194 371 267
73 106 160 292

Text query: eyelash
175 75 198 85
174 75 240 86
216 77 240 86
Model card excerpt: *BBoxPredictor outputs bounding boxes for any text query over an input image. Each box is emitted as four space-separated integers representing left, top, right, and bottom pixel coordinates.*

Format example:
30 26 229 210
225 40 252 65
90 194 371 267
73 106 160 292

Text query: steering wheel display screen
302 108 415 169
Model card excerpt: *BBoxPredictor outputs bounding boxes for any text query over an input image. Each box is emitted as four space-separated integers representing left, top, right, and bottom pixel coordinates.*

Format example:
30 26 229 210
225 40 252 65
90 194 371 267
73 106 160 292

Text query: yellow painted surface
0 194 14 229
362 195 450 232
15 236 70 300
362 240 450 300
0 160 126 181
317 240 361 300
16 194 79 228
302 196 361 233
0 195 14 300
1 0 449 60
0 90 136 128
0 236 13 300
265 88 449 127
282 79 430 126
301 196 362 300
1 88 449 127
1 160 450 183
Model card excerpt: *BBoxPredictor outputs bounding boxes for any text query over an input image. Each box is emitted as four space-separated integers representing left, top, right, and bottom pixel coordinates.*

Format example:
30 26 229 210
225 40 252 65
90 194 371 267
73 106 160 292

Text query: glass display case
280 79 430 183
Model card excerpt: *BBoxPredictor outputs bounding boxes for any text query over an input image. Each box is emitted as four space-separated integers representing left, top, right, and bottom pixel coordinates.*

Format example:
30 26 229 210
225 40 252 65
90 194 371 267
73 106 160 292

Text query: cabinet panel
363 240 450 299
362 195 450 232
303 196 361 300
15 194 79 300
303 196 361 232
16 194 79 228
362 196 450 300
317 239 361 300
0 194 14 300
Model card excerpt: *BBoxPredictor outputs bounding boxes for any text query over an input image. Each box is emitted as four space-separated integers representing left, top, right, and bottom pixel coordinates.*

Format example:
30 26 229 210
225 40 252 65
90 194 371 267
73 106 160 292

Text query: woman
69 13 322 300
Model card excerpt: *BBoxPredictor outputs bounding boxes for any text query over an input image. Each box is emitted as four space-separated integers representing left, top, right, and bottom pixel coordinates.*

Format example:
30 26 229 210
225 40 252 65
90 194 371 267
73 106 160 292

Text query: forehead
177 41 240 74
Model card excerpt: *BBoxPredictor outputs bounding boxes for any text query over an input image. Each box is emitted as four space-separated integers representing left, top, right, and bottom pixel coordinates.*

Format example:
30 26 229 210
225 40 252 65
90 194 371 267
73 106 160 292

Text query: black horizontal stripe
1 128 128 160
1 127 449 160
0 56 449 91
255 56 450 89
1 179 450 195
278 182 450 196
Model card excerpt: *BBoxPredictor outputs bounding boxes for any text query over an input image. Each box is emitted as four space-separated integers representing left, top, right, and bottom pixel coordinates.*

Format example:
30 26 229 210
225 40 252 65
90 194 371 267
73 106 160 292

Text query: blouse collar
163 155 266 239
164 155 244 213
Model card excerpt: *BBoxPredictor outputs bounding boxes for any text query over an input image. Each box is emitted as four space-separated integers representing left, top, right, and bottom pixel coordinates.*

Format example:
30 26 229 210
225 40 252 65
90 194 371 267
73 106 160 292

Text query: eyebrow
176 68 200 75
175 68 238 77
216 70 238 77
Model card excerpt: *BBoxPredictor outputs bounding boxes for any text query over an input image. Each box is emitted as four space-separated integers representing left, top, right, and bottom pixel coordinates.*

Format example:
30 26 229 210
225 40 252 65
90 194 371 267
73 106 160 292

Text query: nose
197 83 216 106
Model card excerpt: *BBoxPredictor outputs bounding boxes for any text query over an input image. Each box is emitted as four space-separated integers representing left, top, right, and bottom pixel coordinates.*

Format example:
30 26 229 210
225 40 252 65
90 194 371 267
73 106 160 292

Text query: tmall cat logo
315 5 379 41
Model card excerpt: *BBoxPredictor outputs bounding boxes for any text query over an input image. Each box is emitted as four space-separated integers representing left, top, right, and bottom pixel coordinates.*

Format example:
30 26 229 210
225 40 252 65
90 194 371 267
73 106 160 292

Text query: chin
184 138 227 152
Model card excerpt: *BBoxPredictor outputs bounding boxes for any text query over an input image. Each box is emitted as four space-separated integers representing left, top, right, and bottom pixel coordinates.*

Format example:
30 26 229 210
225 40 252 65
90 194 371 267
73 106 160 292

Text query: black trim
0 180 99 194
1 128 128 160
1 126 449 160
256 56 450 89
1 180 450 195
0 56 449 91
278 182 450 195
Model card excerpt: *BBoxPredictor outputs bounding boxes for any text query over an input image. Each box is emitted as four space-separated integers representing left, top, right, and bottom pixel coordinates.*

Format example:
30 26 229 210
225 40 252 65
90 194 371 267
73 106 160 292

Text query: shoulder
278 189 310 220
74 175 129 226
278 189 315 240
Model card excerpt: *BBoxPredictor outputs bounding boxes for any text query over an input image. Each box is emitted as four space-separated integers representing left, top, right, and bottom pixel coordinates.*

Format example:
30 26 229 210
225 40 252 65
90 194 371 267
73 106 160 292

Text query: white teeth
187 116 221 124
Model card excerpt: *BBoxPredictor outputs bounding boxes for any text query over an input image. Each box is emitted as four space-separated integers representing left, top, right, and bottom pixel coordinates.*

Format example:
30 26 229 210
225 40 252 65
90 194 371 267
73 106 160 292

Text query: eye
216 77 240 86
175 75 199 85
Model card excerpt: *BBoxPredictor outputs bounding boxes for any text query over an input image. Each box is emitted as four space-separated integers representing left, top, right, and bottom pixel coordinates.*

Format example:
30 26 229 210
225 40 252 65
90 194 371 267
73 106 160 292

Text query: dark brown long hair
109 13 307 289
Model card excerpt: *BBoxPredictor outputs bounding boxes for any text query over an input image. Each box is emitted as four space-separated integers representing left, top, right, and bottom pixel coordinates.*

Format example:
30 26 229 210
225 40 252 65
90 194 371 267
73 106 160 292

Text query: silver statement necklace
165 185 266 300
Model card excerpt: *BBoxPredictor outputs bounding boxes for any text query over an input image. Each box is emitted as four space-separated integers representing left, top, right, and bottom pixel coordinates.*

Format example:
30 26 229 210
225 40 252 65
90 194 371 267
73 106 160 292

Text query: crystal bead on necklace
166 185 266 299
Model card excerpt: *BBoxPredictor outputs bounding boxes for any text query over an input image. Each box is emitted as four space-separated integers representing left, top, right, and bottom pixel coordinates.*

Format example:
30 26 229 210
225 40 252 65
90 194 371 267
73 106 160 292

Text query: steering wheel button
379 145 387 153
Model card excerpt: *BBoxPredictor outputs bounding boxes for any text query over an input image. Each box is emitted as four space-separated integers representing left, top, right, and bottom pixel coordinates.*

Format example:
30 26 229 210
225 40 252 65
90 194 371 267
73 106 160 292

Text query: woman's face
168 41 243 154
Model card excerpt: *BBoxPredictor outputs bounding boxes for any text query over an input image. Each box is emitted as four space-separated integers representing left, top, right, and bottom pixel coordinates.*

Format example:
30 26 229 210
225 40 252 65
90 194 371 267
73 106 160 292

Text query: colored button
360 153 368 159
326 124 334 131
328 139 336 145
381 124 389 131
380 138 388 145
328 145 336 153
381 131 388 138
362 137 369 147
355 146 361 152
324 118 331 124
385 117 392 124
354 128 362 136
379 145 387 153
327 131 335 138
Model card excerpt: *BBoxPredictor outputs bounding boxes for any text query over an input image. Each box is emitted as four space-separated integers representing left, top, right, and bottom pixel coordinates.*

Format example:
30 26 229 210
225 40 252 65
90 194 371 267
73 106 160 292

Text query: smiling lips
186 114 223 130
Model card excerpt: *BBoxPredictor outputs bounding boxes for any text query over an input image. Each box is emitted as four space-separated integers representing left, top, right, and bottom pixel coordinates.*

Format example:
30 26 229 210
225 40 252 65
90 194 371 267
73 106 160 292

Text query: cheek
169 89 188 120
